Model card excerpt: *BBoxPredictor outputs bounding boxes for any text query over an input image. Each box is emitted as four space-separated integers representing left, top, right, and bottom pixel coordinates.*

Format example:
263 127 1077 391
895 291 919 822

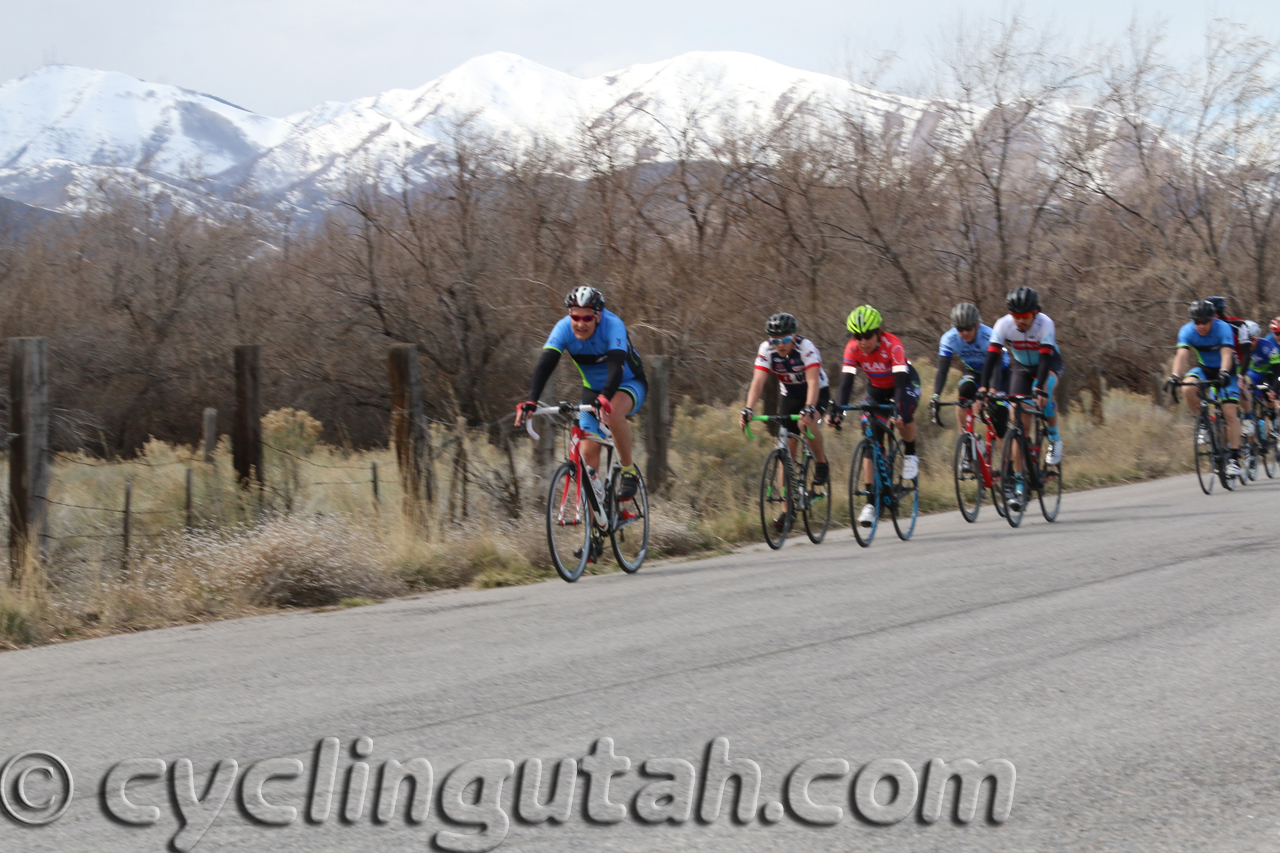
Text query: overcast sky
2 0 1277 117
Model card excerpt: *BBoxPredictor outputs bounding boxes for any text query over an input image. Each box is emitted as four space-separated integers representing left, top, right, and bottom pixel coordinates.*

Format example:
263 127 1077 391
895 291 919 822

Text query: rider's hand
1168 373 1181 388
800 405 818 429
593 394 613 420
1033 386 1049 401
975 388 988 401
515 400 537 426
739 407 754 429
827 410 843 429
1217 372 1232 389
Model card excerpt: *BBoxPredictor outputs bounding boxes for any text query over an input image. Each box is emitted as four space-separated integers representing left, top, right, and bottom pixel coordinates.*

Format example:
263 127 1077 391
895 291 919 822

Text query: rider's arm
838 371 856 408
1221 345 1235 375
980 346 1003 389
893 366 910 412
1035 343 1053 389
744 368 768 411
1171 346 1191 377
527 348 561 402
804 364 821 408
932 354 952 397
601 349 627 400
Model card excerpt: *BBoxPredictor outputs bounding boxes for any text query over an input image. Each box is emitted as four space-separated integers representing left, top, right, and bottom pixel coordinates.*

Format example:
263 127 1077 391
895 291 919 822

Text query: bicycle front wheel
954 433 982 523
760 448 794 550
799 453 831 544
1193 411 1215 495
849 440 879 547
546 462 591 582
610 468 649 573
998 430 1026 528
889 439 919 540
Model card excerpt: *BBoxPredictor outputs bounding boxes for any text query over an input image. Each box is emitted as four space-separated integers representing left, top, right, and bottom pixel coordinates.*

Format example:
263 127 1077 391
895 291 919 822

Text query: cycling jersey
842 332 910 390
753 336 829 396
1177 319 1236 372
543 309 645 389
939 324 1008 373
989 313 1058 367
1221 315 1252 366
1245 334 1280 386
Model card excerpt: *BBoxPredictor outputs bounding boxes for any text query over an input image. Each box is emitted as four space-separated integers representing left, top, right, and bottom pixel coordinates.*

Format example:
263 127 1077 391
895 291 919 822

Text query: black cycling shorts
779 386 830 435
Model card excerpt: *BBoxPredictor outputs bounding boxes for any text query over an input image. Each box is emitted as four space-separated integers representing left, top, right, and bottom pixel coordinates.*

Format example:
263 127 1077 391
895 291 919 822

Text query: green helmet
846 305 882 335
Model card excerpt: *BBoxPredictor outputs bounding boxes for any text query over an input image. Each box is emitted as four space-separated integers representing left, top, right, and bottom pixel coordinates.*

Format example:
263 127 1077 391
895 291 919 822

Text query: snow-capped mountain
0 53 940 220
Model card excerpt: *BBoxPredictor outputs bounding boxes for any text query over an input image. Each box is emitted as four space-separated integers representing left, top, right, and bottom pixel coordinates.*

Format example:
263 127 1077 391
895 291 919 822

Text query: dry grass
0 392 1195 648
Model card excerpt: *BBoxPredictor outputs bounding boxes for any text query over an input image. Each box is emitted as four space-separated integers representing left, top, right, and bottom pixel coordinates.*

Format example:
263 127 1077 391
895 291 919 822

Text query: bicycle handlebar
523 403 596 441
745 414 815 440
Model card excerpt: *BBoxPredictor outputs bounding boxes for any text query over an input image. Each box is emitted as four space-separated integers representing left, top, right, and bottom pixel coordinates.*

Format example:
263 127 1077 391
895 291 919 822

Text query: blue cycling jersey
939 324 1008 372
1177 319 1236 370
1246 333 1280 384
543 309 645 390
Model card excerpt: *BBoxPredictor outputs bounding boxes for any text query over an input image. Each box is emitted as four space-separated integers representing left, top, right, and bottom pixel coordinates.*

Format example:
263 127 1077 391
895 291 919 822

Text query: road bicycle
524 402 649 582
745 414 830 549
1243 381 1278 479
931 398 1007 523
837 403 918 547
987 393 1061 527
1168 377 1240 494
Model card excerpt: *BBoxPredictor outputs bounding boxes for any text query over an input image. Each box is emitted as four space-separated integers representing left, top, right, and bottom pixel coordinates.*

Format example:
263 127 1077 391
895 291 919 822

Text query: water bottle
585 466 605 506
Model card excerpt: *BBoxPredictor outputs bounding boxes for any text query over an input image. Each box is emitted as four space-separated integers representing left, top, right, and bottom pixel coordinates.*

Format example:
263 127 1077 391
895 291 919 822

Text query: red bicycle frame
958 402 1000 489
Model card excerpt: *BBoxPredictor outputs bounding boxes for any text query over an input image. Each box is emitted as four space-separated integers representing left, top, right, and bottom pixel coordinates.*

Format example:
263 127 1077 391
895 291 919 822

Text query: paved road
2 473 1279 852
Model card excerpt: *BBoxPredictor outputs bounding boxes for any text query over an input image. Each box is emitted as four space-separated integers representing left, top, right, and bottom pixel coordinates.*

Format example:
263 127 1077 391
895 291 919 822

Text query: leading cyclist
514 286 646 499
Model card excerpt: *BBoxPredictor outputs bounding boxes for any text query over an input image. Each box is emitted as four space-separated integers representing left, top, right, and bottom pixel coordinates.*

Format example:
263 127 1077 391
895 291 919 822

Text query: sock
904 441 916 456
621 463 638 474
1047 426 1060 441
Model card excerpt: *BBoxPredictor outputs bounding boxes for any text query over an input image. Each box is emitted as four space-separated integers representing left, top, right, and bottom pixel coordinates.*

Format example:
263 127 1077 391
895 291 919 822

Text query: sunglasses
769 335 794 345
1011 311 1036 321
852 331 878 341
569 313 598 324
956 325 977 334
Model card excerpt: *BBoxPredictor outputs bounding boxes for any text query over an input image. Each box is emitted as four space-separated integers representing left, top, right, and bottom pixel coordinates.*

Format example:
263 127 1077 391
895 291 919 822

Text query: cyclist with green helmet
831 305 922 527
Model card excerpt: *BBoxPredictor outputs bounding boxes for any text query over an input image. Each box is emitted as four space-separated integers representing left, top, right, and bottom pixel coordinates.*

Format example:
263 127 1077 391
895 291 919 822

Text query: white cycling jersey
754 336 830 395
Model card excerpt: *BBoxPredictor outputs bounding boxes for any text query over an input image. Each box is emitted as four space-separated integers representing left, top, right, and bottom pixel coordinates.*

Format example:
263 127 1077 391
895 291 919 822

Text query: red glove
515 400 537 424
595 395 613 417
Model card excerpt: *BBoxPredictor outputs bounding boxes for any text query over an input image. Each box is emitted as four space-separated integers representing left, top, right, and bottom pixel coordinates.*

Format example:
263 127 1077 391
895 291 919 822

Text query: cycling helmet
766 313 798 336
846 305 882 335
1005 286 1040 313
950 302 981 329
1271 316 1280 337
565 286 605 311
1244 320 1262 340
1206 295 1227 316
1188 299 1216 321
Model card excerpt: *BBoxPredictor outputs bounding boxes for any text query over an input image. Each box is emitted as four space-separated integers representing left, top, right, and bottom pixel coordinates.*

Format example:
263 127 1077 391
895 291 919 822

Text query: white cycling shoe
857 504 877 527
1225 458 1243 478
1046 439 1063 465
1243 419 1257 437
901 455 919 480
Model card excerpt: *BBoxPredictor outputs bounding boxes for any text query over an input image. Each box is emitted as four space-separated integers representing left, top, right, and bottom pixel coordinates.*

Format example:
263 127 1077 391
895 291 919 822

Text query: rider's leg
1224 401 1241 450
1182 382 1200 416
603 391 635 466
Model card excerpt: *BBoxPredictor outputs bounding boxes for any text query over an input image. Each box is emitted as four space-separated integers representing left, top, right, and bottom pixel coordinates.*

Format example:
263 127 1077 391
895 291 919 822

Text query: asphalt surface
1 472 1279 852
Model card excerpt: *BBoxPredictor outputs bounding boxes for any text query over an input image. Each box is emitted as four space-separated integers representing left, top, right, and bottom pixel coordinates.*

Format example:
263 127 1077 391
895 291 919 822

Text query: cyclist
1207 296 1254 425
830 305 921 527
929 301 1010 440
514 286 646 499
978 287 1064 510
1168 299 1241 477
1243 318 1280 419
739 313 830 491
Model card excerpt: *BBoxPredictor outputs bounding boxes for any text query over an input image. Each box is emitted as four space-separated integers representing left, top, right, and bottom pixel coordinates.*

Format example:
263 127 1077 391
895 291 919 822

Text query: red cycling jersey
842 332 910 390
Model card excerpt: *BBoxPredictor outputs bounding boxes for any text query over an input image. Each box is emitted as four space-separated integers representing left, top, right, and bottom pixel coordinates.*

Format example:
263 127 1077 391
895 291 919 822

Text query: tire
888 439 919 540
1264 412 1278 478
1212 414 1237 491
760 448 794 550
610 467 649 573
998 430 1026 528
954 433 982 523
1194 411 1215 495
849 440 880 547
546 462 591 582
800 453 832 544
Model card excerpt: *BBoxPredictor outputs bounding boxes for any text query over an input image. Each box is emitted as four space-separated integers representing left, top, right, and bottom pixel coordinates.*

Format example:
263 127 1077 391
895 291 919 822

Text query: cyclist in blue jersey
930 302 1009 438
1169 299 1242 477
1244 319 1280 422
514 286 646 499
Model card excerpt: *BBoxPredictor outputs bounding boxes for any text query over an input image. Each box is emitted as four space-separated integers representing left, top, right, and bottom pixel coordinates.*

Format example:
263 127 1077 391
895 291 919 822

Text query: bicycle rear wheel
954 433 982 523
759 448 793 550
800 453 832 544
1213 413 1237 491
849 440 879 547
1264 411 1278 478
889 439 919 540
1194 411 1215 494
546 462 591 582
998 430 1026 528
610 468 649 573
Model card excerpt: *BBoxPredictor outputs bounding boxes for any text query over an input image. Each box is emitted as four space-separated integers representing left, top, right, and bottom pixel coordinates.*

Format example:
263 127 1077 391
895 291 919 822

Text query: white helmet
1244 320 1262 340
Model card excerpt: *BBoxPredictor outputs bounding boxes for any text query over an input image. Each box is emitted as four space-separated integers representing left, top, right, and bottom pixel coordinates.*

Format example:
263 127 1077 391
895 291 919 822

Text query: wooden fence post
202 407 217 464
643 356 671 493
232 346 263 490
388 344 426 511
121 481 133 576
371 462 380 506
9 337 49 586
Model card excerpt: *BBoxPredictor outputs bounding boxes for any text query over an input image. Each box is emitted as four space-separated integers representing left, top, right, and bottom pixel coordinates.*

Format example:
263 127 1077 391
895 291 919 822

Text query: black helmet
565 286 605 311
1006 287 1040 313
1206 295 1227 316
950 302 981 329
1189 299 1216 321
766 312 798 336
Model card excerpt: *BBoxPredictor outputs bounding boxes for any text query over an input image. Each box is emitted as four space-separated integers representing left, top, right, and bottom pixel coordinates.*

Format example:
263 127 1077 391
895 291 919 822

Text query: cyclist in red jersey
829 305 922 527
